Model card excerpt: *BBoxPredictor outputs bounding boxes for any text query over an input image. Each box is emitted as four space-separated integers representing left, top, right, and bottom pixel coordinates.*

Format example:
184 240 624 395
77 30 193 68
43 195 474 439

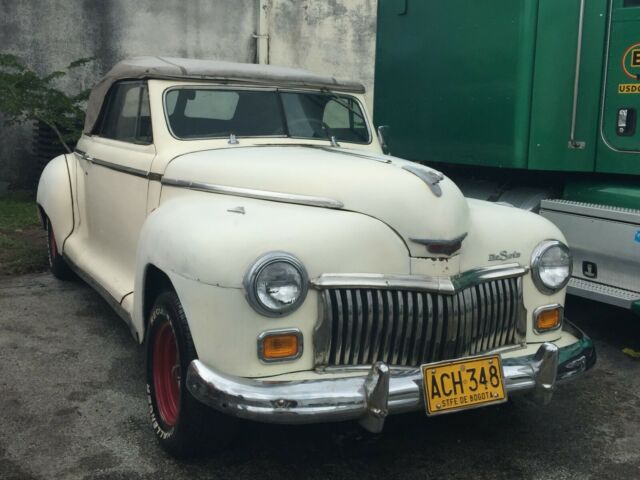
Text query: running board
567 277 640 311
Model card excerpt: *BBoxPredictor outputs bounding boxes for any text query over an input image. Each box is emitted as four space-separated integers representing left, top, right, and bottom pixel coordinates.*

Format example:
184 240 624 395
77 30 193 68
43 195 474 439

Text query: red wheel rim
153 320 181 427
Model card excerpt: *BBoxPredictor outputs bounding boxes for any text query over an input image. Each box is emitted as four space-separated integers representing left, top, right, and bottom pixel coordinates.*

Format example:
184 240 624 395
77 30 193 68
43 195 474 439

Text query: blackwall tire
145 290 236 458
46 218 74 280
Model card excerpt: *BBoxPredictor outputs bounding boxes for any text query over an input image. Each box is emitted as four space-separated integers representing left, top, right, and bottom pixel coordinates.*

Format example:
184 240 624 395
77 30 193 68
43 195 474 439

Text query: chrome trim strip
311 263 528 293
161 177 344 209
411 292 424 365
257 328 304 363
362 290 374 362
74 149 160 181
313 291 332 366
334 290 344 363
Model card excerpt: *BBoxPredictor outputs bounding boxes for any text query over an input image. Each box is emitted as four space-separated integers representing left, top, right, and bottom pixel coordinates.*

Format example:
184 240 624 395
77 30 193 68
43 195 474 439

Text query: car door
72 81 156 304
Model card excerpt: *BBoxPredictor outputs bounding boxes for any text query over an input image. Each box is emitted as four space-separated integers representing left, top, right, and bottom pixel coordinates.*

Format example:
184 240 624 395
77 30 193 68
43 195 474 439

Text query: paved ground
0 273 639 480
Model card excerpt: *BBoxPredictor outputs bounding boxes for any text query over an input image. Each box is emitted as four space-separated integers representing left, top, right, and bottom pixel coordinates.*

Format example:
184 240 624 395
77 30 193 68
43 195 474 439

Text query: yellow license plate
421 354 507 415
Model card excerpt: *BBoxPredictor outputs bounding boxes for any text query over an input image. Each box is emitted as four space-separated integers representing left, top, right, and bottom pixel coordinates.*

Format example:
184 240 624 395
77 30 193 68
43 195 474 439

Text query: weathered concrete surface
1 0 258 185
269 0 377 103
0 0 378 186
0 273 639 479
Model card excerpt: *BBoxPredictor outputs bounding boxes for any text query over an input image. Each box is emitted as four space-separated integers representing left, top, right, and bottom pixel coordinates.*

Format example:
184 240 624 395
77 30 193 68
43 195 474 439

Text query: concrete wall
0 0 377 187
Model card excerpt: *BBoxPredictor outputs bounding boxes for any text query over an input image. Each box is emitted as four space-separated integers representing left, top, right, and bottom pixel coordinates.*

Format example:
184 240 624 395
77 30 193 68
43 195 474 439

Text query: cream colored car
37 57 595 457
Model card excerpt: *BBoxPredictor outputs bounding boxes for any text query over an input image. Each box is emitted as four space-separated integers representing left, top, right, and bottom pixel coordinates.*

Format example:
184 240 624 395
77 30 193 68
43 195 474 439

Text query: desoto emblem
488 251 521 262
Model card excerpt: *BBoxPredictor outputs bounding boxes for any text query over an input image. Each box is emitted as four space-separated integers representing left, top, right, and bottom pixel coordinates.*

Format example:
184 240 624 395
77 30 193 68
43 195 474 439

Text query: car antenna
330 135 340 148
228 133 239 145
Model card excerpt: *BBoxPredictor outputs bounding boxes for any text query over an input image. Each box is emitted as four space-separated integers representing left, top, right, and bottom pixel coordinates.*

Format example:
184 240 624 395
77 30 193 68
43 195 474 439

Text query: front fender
36 154 74 247
132 190 410 375
462 199 569 342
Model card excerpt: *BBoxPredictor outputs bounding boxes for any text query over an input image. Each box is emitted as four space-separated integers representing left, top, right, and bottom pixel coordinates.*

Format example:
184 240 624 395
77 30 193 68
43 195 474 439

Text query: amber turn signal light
259 331 302 361
534 306 562 333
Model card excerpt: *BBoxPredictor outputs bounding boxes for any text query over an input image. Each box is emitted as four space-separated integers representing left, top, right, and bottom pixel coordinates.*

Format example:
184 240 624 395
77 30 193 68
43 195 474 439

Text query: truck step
568 277 640 310
540 199 640 225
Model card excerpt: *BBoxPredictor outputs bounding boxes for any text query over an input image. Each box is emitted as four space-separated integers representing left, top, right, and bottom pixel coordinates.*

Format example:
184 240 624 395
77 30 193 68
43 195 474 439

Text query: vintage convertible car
37 57 595 456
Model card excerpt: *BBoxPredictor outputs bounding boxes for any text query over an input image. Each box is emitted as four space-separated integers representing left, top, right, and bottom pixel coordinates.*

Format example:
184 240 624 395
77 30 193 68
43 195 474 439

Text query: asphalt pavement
1 273 639 480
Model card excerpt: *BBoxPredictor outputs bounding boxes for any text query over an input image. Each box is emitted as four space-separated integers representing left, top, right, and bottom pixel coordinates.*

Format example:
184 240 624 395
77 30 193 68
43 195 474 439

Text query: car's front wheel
145 290 235 457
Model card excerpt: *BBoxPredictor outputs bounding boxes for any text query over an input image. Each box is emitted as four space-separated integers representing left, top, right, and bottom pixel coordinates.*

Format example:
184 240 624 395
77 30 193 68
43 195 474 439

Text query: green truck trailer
374 0 640 314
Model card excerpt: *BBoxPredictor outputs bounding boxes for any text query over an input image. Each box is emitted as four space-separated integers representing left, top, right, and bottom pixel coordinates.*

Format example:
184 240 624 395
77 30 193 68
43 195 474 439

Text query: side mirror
377 125 390 155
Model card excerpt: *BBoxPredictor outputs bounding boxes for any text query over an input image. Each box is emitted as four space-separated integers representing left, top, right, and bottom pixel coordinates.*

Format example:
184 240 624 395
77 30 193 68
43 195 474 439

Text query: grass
0 192 48 276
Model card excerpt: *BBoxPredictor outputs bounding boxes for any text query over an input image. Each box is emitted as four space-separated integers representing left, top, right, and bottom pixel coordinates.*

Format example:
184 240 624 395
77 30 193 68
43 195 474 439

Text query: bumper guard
186 322 595 433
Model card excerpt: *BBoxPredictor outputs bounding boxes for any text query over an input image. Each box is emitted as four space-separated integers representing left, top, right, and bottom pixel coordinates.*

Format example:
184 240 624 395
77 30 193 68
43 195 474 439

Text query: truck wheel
146 290 235 457
46 218 73 280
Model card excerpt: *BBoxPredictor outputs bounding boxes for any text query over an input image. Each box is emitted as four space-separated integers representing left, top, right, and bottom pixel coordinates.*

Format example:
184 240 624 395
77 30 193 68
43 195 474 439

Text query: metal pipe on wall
254 0 270 64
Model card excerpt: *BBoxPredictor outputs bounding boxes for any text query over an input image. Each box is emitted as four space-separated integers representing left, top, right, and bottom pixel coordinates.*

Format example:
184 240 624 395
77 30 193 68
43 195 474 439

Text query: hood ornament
402 164 445 197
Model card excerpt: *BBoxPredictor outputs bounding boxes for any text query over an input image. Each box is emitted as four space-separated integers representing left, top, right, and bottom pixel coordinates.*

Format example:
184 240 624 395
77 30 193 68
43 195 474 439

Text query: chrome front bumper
186 323 595 433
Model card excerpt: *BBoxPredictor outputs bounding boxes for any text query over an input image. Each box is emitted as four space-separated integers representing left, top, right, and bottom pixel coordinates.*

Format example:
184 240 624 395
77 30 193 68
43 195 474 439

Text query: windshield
164 88 370 144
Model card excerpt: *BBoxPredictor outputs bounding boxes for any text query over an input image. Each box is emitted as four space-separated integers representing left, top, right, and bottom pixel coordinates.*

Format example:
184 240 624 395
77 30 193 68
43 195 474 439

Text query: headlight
531 240 572 294
244 252 308 317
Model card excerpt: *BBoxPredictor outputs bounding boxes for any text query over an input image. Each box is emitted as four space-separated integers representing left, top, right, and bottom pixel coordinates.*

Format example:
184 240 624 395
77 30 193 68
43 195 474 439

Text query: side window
95 82 153 144
624 0 640 6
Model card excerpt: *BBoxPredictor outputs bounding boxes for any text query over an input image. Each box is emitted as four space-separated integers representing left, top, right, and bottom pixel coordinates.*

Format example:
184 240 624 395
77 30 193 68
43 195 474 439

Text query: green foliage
0 192 47 276
0 191 40 230
0 54 94 153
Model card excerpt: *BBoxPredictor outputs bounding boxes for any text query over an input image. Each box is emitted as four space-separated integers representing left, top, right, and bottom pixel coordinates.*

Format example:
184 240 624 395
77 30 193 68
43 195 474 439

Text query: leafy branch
0 54 94 153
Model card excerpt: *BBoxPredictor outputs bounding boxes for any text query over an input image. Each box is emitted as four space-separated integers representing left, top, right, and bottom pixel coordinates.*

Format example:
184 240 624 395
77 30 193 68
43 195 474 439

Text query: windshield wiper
320 88 366 123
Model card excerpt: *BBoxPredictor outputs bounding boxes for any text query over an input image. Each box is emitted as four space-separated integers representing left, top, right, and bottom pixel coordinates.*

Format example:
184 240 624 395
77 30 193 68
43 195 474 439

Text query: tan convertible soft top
83 56 366 134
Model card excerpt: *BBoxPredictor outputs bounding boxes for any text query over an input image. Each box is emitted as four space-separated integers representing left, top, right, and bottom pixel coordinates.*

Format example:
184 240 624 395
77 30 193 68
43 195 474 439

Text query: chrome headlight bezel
531 240 572 295
244 252 309 317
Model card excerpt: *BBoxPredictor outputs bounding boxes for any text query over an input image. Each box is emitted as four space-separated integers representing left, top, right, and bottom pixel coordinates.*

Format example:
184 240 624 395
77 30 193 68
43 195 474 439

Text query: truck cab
374 0 640 314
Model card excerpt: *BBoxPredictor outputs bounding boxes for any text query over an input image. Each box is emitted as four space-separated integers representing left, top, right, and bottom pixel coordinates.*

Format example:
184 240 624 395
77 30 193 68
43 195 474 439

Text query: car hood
161 145 470 258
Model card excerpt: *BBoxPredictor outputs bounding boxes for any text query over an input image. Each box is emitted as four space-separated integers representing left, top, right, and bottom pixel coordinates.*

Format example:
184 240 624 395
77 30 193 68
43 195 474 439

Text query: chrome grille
317 277 524 367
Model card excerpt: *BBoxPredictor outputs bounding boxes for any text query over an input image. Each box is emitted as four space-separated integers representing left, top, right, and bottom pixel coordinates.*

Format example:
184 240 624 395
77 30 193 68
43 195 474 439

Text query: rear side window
624 0 640 6
95 81 153 144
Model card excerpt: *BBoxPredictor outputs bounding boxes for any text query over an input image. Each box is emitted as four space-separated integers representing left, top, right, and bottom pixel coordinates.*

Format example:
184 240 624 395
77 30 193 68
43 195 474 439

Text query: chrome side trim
161 177 344 209
74 149 160 181
311 263 528 293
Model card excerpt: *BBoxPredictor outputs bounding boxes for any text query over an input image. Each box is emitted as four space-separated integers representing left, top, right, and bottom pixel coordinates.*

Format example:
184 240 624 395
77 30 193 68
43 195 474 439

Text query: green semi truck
374 0 640 314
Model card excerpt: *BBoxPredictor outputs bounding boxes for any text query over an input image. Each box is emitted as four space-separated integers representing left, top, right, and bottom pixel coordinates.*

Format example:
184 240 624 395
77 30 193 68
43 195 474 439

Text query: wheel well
143 265 175 330
36 204 47 229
